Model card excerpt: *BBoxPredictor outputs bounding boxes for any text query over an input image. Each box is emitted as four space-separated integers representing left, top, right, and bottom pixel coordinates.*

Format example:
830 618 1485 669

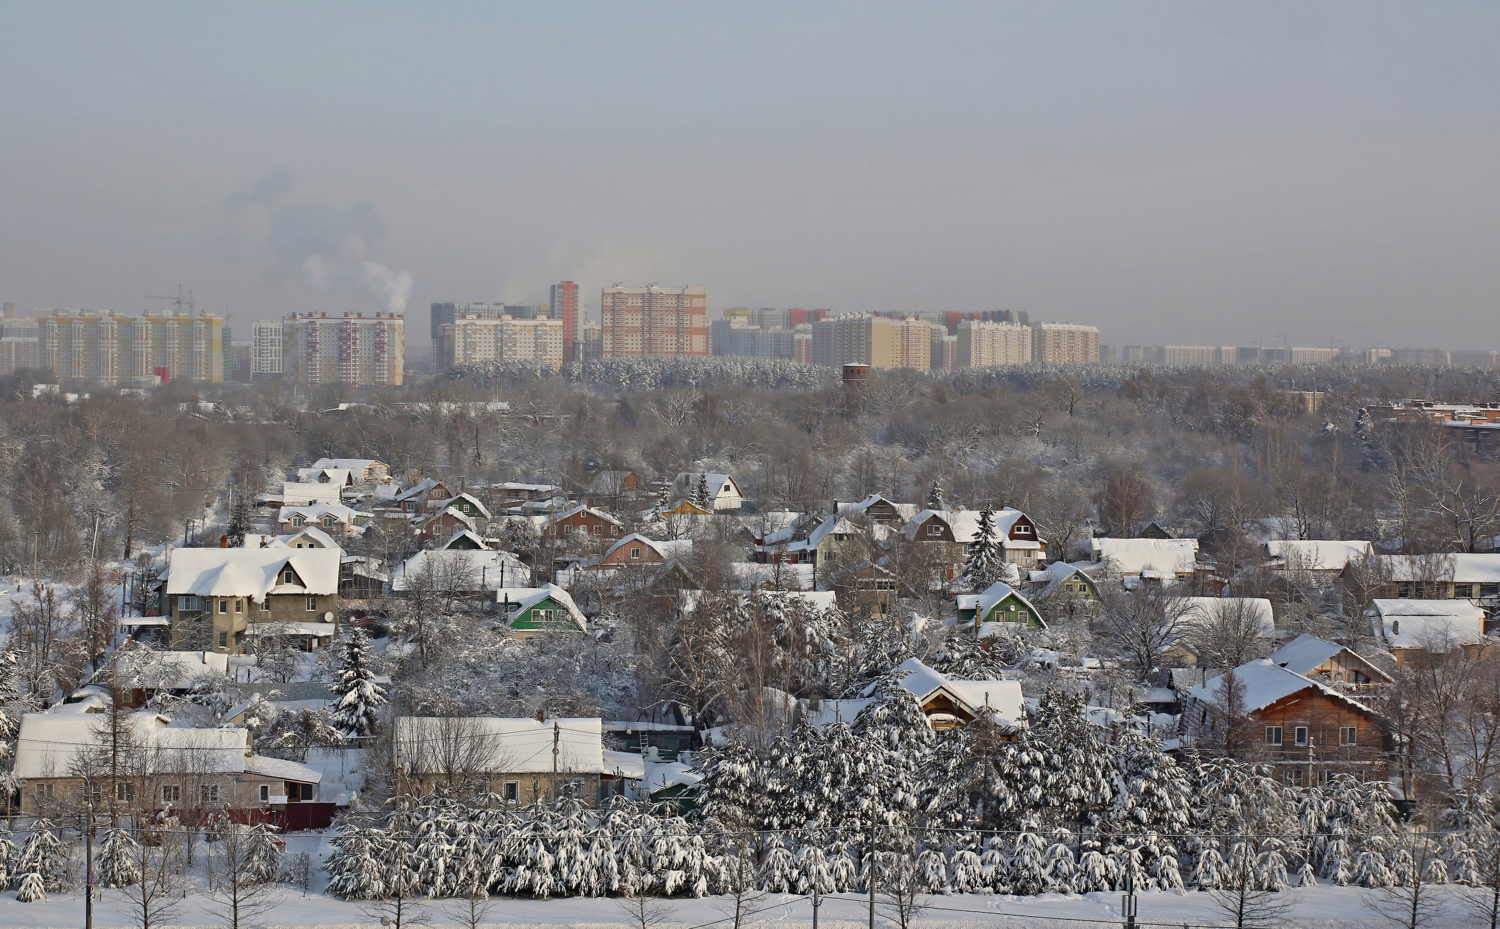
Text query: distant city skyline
3 4 1498 352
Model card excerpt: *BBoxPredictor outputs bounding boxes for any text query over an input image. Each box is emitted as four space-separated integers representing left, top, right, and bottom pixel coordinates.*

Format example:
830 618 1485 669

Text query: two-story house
672 472 744 512
165 547 341 654
897 508 1046 580
279 504 358 539
540 505 624 546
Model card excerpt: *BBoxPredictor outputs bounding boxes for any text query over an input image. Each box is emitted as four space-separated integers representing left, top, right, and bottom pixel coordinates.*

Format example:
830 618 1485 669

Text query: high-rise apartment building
811 315 932 369
36 310 223 384
283 312 404 386
1031 323 1101 364
439 315 564 368
550 281 579 362
252 319 283 380
601 284 707 357
431 302 506 370
956 320 1033 367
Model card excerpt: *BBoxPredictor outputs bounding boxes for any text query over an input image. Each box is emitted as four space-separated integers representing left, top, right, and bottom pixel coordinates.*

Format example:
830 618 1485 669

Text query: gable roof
838 494 920 522
394 478 443 503
280 503 357 525
495 583 588 631
14 711 251 779
545 504 622 527
1028 561 1096 597
439 529 491 550
312 457 385 474
601 533 692 562
673 472 740 498
273 525 343 550
883 657 1026 726
435 492 492 520
422 506 477 533
1269 633 1393 682
955 582 1043 625
1185 658 1376 716
167 548 341 598
898 508 1040 548
1264 540 1373 572
1089 538 1199 574
281 481 342 505
1376 554 1500 583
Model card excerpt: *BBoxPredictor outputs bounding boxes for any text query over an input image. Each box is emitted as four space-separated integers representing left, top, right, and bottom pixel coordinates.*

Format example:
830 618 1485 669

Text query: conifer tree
926 479 945 511
962 507 1003 593
15 820 70 892
330 628 386 738
694 474 711 510
97 828 142 888
15 870 45 902
226 493 254 548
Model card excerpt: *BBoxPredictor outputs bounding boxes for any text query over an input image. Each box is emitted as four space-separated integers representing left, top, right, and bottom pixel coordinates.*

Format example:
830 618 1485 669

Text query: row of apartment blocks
1105 345 1498 367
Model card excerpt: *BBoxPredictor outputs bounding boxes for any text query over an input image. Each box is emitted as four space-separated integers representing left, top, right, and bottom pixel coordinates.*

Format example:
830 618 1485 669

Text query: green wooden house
955 582 1046 628
496 583 588 637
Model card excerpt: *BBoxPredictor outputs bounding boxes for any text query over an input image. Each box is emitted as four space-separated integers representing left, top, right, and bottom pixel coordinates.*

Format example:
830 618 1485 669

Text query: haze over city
4 2 1499 352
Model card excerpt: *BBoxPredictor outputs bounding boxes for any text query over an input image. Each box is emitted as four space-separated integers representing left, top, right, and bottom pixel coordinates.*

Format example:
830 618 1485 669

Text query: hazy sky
2 2 1497 350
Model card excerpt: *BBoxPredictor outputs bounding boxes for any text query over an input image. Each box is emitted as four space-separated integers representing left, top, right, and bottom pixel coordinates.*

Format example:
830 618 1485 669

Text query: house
13 709 323 820
897 508 1047 580
393 478 452 514
956 582 1046 629
754 513 871 566
1026 561 1100 600
881 658 1026 731
654 498 713 518
1180 658 1387 786
311 457 391 483
540 505 624 545
339 555 386 602
165 548 341 654
1263 540 1373 582
672 472 744 511
837 494 919 526
279 504 358 539
585 471 649 506
1368 599 1494 668
491 482 564 506
838 562 904 614
495 584 588 637
1088 538 1199 582
417 507 478 544
1268 634 1392 687
589 534 693 570
730 562 816 591
393 548 531 595
437 529 490 550
1347 554 1500 603
394 716 606 805
281 482 343 507
432 492 492 523
1138 520 1175 540
114 650 231 708
296 467 354 488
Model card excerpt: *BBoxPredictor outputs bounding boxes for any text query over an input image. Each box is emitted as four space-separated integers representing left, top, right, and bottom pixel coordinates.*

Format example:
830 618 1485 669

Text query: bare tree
1361 831 1446 929
1185 598 1272 670
615 881 677 929
206 823 284 929
1210 837 1299 928
1097 585 1187 672
1093 469 1155 538
875 848 930 929
115 824 184 929
444 891 497 929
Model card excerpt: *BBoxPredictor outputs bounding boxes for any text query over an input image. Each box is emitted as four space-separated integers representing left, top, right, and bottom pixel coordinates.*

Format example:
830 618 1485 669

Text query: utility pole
1122 873 1137 929
90 514 101 563
31 531 38 584
552 721 560 776
812 886 821 929
867 811 876 929
84 797 95 929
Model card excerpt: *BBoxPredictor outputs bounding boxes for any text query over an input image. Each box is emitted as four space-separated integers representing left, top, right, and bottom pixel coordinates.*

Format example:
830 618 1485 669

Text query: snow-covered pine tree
15 819 70 892
15 871 45 902
694 474 710 510
926 479 945 510
330 628 386 739
693 737 767 834
323 821 389 899
244 822 284 885
1102 731 1190 889
962 508 1003 594
0 825 15 890
96 828 142 888
1003 686 1115 830
226 493 254 548
1005 820 1049 895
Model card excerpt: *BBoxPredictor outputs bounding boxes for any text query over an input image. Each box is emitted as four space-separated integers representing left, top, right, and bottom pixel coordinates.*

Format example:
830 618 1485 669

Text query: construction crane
145 284 195 315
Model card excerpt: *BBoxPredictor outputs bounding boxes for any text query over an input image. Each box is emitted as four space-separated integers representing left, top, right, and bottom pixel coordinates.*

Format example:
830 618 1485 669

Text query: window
283 569 295 584
1294 727 1309 746
926 524 943 537
83 783 102 804
35 783 53 803
1341 727 1358 746
505 781 519 802
322 515 336 528
592 524 602 536
200 784 220 804
259 599 270 612
533 609 555 625
1015 525 1032 535
234 599 242 613
300 783 313 801
1290 767 1305 787
259 785 270 802
630 547 641 560
116 782 134 803
219 599 228 614
1265 726 1283 746
162 785 180 803
290 515 304 526
307 596 318 612
218 632 228 648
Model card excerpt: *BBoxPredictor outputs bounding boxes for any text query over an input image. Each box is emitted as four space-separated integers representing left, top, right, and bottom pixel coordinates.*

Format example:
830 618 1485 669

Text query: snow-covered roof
800 698 875 730
280 503 356 525
312 457 385 475
395 717 604 775
1264 540 1372 572
1370 599 1489 650
1178 597 1275 638
281 482 342 506
14 712 250 780
602 533 693 562
392 548 531 591
114 650 230 688
544 504 622 527
244 754 322 783
167 548 341 598
434 492 492 520
423 506 477 533
273 525 343 550
1185 658 1374 715
955 581 1042 626
602 749 646 780
673 472 740 498
1268 634 1346 676
296 467 353 486
837 495 919 521
395 478 443 502
884 657 1026 725
1090 538 1199 574
1027 561 1094 597
1377 554 1500 583
642 758 700 794
438 529 491 550
496 583 588 631
899 508 1035 546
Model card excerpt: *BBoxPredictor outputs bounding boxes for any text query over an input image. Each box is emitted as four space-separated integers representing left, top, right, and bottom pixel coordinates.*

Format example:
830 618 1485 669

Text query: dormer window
1014 525 1032 536
283 569 296 585
322 515 337 528
289 515 305 526
1392 620 1400 635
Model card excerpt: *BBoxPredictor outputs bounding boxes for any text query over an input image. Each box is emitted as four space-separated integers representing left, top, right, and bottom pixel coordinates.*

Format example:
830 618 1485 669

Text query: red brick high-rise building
601 284 707 358
550 281 580 362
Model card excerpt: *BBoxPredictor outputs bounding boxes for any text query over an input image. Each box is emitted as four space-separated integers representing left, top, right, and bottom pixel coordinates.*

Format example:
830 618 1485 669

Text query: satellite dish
323 612 334 623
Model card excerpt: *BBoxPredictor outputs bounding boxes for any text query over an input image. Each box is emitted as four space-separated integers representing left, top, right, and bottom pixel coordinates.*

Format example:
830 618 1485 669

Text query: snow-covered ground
0 881 1485 928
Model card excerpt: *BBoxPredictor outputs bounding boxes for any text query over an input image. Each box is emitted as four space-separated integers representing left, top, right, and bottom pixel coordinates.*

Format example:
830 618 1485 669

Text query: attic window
1392 620 1400 636
1014 525 1032 535
322 515 336 528
630 547 641 559
283 569 295 585
926 524 942 537
290 515 304 526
